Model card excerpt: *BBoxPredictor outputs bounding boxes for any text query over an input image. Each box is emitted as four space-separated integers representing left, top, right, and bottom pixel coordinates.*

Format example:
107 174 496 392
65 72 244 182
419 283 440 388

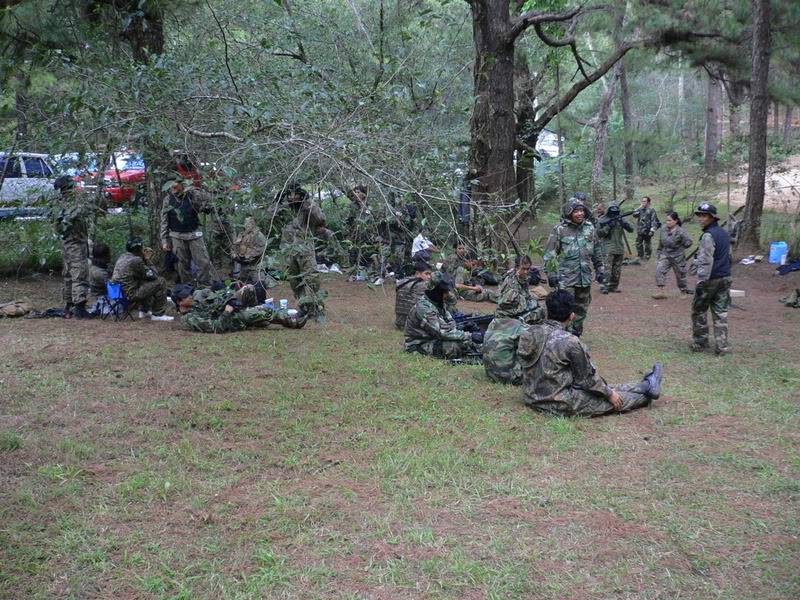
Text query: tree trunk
704 75 722 175
590 63 621 203
773 102 780 133
468 0 516 206
15 85 28 141
784 106 793 145
514 51 536 217
740 0 772 253
618 60 635 202
122 1 165 62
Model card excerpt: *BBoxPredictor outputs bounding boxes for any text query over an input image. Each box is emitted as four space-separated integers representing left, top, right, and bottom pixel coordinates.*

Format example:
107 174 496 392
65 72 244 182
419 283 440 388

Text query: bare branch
180 124 244 143
508 5 608 43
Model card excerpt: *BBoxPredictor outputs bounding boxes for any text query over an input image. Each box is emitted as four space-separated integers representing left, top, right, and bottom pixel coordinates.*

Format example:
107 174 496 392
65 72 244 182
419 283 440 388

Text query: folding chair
102 281 132 321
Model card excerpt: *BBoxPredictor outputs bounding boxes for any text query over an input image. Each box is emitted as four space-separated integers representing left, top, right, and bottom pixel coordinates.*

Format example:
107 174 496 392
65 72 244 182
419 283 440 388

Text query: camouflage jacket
51 195 102 242
596 219 633 255
543 220 604 288
633 206 660 236
234 218 267 262
111 252 158 293
395 276 427 329
89 264 110 296
482 317 529 385
181 287 277 333
657 225 692 258
495 272 544 322
404 294 470 352
442 254 466 278
280 198 327 250
517 319 611 409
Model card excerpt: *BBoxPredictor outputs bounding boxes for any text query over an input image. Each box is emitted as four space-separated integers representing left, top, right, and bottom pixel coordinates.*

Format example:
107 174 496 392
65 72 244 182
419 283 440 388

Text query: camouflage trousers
127 277 168 316
655 254 688 291
285 246 324 317
564 285 591 337
171 234 215 286
636 234 653 260
459 288 498 304
61 238 89 306
527 382 651 418
406 339 475 360
691 276 731 352
238 263 278 288
603 254 624 292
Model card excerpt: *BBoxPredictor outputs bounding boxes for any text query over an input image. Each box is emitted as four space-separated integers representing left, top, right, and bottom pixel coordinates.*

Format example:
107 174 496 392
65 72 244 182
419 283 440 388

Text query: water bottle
280 299 289 310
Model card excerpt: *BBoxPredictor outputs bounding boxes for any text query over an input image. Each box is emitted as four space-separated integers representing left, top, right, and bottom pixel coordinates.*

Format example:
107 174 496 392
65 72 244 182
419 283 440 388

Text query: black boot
273 310 308 329
73 302 93 319
64 303 74 319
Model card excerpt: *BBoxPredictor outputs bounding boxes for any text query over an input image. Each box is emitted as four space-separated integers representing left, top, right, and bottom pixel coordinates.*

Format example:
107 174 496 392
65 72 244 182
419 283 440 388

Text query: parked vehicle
0 152 57 205
102 152 147 204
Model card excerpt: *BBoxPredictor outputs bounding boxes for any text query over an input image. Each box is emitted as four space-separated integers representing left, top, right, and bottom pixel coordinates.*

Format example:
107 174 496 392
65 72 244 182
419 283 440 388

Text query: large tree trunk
121 1 165 62
773 102 780 133
784 106 793 146
618 60 635 202
704 75 722 175
468 0 516 206
740 0 772 253
590 63 621 203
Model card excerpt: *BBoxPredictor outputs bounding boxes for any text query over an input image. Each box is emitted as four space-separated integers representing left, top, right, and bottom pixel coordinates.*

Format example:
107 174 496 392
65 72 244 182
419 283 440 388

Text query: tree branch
180 124 244 142
508 5 607 43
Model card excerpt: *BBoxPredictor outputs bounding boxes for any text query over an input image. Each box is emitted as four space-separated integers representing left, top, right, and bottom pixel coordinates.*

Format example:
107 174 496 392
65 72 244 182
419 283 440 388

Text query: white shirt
412 233 433 255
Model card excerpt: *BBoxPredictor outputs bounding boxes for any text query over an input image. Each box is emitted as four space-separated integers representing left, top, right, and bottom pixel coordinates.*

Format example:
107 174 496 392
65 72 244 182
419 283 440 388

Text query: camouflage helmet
427 271 455 292
563 197 588 219
694 202 719 219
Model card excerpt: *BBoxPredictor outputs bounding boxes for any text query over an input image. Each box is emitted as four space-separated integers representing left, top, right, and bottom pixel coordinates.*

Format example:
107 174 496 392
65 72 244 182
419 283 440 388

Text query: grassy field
1 259 799 599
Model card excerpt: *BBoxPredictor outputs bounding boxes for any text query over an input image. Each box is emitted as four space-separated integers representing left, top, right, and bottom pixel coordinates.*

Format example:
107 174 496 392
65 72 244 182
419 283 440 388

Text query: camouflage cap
427 271 455 291
563 198 588 218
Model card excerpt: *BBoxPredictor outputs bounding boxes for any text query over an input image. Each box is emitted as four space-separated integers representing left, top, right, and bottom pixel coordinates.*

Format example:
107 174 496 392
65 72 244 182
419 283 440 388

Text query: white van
0 152 57 205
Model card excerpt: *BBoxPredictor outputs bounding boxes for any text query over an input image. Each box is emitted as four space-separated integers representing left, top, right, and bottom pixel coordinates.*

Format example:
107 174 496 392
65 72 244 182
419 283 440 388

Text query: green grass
0 273 798 599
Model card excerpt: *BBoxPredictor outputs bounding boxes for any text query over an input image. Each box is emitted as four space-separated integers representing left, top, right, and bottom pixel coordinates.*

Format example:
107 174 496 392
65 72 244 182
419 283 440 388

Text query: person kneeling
517 290 662 417
404 272 480 359
173 283 307 333
111 237 173 321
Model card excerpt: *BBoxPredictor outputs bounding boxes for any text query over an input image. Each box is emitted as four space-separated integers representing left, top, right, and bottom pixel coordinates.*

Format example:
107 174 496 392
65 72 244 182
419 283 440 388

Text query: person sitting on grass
517 289 663 417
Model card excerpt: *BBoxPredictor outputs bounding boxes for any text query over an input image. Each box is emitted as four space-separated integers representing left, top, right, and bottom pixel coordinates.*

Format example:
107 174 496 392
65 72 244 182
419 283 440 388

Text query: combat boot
642 363 663 399
73 302 92 319
273 310 308 329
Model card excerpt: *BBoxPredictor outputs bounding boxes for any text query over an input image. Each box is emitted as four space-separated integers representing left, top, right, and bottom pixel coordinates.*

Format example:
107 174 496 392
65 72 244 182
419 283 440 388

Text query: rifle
597 209 636 228
452 311 494 333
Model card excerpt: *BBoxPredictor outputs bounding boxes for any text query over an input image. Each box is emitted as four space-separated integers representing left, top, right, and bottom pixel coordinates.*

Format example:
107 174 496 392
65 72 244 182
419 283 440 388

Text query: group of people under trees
397 195 733 417
49 165 733 415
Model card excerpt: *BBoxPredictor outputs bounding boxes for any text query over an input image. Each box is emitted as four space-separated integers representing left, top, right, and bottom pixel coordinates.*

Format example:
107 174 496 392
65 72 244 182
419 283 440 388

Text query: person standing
51 175 103 319
233 217 276 287
596 204 634 294
632 196 661 261
653 211 693 297
543 198 605 337
280 183 332 321
690 203 732 355
160 181 215 286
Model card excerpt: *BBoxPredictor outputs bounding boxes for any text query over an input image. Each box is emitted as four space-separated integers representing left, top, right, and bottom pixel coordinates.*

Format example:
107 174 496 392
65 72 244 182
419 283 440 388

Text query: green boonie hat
428 271 454 291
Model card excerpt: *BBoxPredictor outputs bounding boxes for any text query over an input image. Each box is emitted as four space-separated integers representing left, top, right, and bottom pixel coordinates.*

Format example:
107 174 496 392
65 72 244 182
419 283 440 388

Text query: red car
101 153 203 204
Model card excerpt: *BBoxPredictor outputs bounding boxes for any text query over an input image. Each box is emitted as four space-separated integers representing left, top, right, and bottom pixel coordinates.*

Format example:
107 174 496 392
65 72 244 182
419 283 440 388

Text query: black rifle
452 311 494 333
598 209 636 227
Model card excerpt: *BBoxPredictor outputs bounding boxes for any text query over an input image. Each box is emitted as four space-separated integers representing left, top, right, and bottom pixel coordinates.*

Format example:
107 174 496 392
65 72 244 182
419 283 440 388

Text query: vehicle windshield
112 154 145 171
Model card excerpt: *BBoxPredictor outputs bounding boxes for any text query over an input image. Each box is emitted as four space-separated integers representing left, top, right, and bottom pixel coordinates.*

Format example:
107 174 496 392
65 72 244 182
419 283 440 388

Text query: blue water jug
769 241 788 264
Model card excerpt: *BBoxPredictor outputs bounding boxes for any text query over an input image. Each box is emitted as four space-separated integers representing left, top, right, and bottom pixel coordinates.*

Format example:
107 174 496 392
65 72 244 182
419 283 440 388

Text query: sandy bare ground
717 155 800 213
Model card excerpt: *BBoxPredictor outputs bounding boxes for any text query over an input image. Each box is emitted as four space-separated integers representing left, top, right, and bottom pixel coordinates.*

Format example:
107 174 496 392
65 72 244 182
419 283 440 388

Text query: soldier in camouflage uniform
404 272 480 359
543 199 605 337
596 205 634 294
482 317 529 385
51 176 104 318
690 203 732 355
160 182 216 286
495 255 545 323
518 290 663 417
173 284 306 333
654 211 693 294
280 183 333 321
208 203 234 278
111 237 173 321
632 196 661 261
233 217 277 287
444 242 498 304
89 243 112 298
395 260 433 329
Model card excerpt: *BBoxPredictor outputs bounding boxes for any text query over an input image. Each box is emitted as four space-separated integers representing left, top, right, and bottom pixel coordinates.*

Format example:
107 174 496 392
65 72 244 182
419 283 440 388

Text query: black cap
694 203 718 218
607 204 621 215
172 283 194 301
126 237 144 253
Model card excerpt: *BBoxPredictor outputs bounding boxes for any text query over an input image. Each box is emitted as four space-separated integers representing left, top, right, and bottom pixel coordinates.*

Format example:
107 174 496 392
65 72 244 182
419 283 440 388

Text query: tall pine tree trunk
591 63 622 202
740 0 772 253
784 106 793 146
619 61 635 202
704 75 722 175
468 0 516 206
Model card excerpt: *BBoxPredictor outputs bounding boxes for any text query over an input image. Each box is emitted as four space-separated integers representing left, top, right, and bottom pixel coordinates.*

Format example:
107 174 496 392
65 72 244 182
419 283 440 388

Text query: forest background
2 0 800 270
